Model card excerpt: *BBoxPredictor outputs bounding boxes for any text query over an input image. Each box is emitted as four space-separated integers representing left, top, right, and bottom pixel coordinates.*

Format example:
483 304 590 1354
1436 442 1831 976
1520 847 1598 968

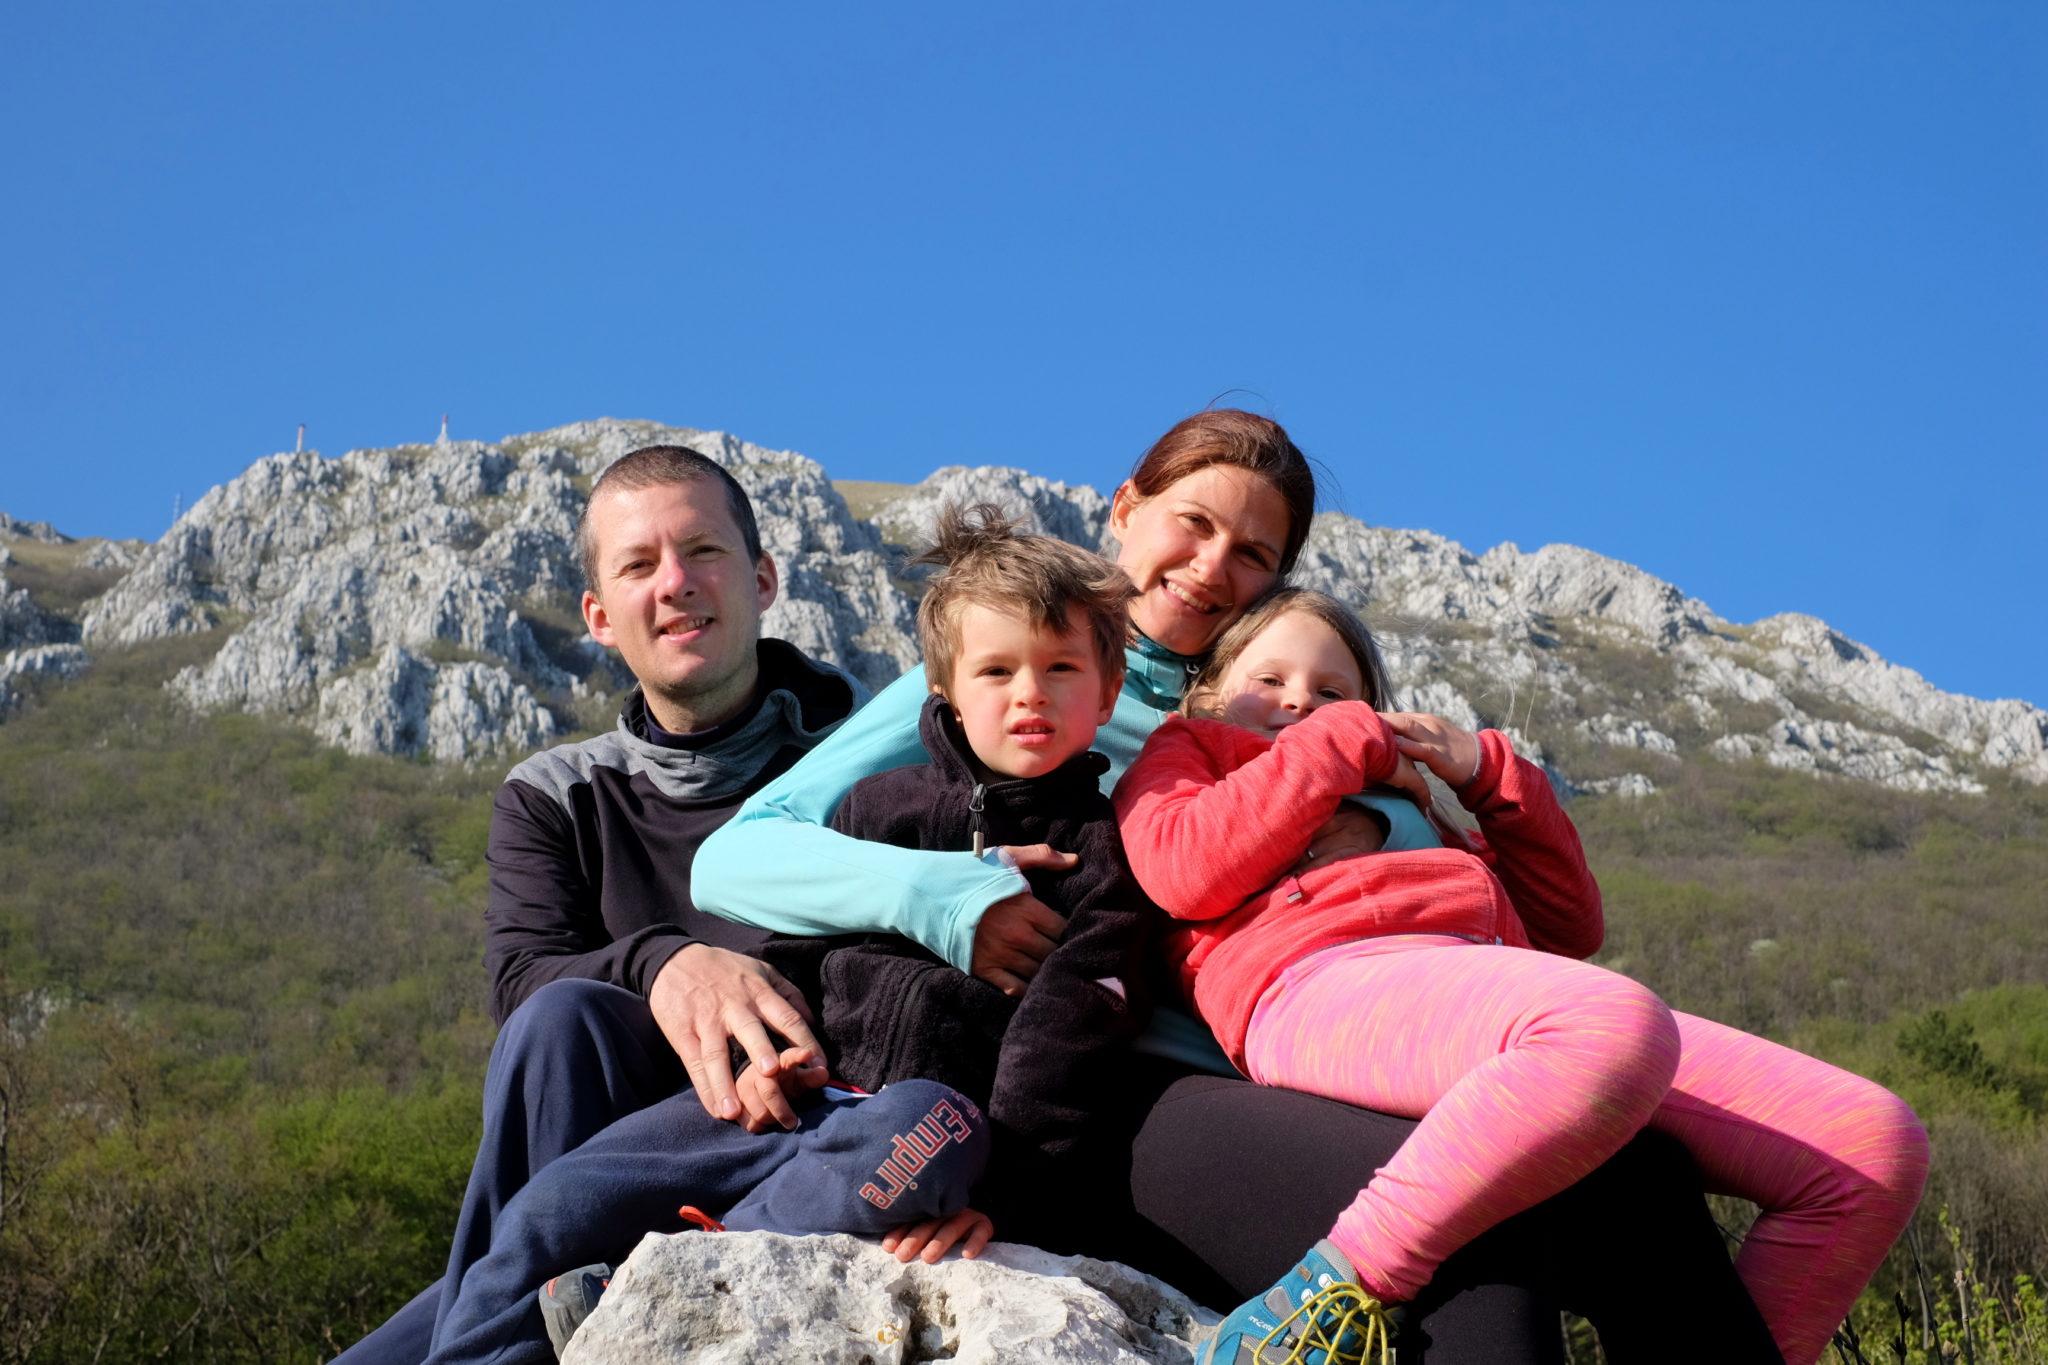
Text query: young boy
424 505 1154 1364
802 500 1158 1245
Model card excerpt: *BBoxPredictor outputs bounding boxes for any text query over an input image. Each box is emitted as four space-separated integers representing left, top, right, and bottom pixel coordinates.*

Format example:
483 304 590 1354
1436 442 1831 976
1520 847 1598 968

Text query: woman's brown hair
1121 409 1318 575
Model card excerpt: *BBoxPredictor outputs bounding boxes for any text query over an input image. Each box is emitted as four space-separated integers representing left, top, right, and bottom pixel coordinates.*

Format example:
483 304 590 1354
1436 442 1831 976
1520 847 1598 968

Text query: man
334 445 867 1363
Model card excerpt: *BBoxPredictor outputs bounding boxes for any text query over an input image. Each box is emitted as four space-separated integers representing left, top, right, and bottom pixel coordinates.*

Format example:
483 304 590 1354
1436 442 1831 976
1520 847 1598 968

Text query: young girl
1113 589 1928 1365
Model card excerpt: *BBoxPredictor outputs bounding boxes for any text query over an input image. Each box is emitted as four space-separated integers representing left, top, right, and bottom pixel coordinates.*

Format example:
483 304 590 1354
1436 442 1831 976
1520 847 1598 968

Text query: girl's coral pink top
1112 702 1603 1066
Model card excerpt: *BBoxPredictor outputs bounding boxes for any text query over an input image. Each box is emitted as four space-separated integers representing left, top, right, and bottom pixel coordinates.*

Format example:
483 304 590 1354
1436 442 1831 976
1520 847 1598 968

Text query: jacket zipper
969 783 987 857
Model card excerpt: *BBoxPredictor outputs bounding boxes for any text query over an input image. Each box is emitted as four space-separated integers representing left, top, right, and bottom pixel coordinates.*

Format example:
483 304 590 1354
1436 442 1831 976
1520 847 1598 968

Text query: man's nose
654 553 690 598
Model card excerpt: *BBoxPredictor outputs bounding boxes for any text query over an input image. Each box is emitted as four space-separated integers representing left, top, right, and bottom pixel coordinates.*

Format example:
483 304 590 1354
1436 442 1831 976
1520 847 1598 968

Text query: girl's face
1211 609 1367 735
1110 465 1290 657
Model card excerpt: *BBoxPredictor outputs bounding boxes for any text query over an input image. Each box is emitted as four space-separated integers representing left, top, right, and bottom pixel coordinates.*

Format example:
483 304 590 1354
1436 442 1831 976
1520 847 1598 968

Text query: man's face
581 478 778 732
939 605 1117 781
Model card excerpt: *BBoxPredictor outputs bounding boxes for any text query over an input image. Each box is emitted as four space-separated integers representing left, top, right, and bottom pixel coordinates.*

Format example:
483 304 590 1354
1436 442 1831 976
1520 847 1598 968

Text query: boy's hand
1383 712 1482 789
971 845 1075 998
733 1045 830 1134
882 1206 995 1263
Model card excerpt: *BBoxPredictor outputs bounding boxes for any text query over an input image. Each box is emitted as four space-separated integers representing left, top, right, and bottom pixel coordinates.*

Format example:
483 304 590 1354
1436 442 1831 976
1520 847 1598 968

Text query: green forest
2 615 2045 1361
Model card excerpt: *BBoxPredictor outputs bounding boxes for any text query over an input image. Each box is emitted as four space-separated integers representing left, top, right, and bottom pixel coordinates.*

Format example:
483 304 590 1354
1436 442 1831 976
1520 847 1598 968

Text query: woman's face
1110 465 1291 657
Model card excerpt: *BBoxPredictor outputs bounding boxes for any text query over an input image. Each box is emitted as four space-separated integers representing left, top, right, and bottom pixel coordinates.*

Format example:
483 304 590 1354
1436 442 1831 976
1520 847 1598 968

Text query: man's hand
1384 712 1483 788
882 1206 995 1263
970 844 1075 998
649 944 821 1123
733 1044 830 1134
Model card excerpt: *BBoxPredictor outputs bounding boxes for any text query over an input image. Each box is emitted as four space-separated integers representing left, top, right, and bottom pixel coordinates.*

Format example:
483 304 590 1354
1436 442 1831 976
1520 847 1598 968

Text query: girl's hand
882 1206 995 1263
1383 712 1482 788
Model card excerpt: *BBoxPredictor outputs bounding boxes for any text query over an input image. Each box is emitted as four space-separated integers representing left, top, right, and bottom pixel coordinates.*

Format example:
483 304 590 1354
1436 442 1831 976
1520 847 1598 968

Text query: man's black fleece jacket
482 639 865 1024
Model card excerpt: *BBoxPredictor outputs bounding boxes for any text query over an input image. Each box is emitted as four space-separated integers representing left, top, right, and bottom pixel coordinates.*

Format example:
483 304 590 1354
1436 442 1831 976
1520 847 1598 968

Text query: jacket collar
1122 629 1203 713
609 639 868 803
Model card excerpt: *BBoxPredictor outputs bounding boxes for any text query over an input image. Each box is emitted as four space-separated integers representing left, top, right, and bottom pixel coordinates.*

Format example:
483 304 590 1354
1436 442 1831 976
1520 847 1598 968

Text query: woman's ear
1108 481 1140 539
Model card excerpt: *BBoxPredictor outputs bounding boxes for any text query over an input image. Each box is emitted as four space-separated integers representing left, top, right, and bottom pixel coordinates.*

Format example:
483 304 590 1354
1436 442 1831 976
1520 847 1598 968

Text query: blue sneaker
1200 1239 1401 1365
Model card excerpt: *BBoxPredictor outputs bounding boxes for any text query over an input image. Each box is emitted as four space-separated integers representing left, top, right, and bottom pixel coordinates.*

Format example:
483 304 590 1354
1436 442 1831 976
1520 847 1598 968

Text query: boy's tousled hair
1183 587 1396 717
579 445 763 593
915 502 1136 695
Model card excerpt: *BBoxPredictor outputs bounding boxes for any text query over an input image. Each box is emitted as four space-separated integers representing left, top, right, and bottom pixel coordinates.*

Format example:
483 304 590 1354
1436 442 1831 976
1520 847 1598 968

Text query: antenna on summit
437 413 450 447
296 423 306 453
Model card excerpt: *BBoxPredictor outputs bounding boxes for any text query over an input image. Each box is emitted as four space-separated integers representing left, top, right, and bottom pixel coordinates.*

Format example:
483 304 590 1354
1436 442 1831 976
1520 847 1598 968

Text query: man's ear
582 589 615 647
1108 481 1139 540
755 553 779 613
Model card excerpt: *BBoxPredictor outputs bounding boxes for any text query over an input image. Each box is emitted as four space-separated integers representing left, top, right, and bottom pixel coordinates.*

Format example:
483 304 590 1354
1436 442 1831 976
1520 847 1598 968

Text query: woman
693 410 1787 1362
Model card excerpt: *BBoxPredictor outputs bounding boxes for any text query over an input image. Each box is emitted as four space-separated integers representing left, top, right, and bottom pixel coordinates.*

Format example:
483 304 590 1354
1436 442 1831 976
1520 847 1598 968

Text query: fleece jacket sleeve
1456 729 1605 958
692 670 1028 973
1113 703 1401 922
482 779 694 1025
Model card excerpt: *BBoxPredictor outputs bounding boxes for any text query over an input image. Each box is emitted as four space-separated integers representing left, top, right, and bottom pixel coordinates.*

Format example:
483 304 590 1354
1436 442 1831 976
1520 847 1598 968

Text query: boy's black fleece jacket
761 694 1159 1197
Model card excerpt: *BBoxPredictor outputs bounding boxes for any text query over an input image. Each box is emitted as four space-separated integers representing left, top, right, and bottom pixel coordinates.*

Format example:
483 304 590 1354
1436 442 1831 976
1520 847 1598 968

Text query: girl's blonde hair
1186 588 1486 855
1183 587 1396 717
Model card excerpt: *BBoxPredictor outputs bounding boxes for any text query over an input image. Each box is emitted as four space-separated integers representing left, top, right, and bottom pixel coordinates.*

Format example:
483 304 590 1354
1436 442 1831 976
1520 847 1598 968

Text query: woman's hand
1383 712 1482 788
883 1206 995 1263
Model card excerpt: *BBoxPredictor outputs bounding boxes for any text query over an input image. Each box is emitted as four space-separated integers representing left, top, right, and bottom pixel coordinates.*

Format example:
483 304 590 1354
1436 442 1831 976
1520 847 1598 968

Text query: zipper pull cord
969 783 986 858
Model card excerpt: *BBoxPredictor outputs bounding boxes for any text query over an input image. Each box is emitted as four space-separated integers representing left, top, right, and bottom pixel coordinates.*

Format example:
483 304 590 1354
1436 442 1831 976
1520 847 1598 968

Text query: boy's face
940 605 1118 781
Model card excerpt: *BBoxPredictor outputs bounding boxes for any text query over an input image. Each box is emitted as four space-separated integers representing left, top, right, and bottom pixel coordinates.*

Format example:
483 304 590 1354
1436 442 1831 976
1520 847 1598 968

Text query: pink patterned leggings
1241 936 1929 1365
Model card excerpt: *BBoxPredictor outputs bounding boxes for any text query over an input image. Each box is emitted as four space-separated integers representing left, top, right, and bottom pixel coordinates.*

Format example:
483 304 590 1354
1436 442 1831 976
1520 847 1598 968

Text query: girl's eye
1252 674 1283 688
1318 688 1349 701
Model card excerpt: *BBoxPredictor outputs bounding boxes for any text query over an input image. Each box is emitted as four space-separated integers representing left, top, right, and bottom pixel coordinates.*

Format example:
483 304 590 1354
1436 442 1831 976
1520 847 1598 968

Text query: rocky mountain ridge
4 417 2041 794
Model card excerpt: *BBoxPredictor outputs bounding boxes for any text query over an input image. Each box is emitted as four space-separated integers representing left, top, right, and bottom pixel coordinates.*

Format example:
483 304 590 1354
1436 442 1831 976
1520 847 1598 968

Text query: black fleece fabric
766 694 1158 1212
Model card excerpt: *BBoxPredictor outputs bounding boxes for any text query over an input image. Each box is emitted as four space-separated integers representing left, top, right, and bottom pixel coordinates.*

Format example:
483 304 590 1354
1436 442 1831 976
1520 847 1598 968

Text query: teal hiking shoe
1199 1239 1401 1365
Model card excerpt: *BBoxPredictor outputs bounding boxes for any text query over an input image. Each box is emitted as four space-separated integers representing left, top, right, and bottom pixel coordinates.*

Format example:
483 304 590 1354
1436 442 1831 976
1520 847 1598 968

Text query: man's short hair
915 502 1135 694
578 446 764 593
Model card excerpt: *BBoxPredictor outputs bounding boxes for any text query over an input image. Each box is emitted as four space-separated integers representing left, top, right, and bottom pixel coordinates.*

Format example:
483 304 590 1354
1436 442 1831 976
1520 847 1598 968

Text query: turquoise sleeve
693 670 1028 971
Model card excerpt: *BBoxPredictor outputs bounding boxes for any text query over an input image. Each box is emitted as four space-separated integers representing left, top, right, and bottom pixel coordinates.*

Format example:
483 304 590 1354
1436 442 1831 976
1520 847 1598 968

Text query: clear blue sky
4 3 2041 706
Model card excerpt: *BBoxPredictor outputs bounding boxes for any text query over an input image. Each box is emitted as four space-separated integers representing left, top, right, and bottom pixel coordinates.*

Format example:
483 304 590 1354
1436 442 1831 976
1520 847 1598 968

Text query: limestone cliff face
6 418 2041 791
74 419 916 762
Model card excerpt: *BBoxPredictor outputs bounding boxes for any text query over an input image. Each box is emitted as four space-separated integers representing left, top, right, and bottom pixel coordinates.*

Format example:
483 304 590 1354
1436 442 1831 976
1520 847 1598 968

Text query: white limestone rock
0 514 64 544
869 467 1113 555
1748 614 2047 785
24 424 2046 792
562 1231 1217 1365
77 420 919 759
1578 713 1679 754
0 643 91 713
1577 773 1660 798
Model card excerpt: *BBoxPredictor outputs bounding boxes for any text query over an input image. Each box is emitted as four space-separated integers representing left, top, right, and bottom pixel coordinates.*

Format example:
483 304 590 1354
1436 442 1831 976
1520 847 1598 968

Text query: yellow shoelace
1256 1280 1397 1365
